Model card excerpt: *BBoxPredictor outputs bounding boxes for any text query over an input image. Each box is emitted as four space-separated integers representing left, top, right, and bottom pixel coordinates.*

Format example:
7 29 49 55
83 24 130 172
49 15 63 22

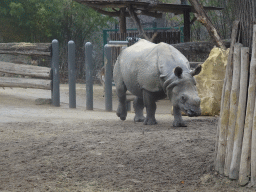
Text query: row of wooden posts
0 40 116 111
215 22 256 186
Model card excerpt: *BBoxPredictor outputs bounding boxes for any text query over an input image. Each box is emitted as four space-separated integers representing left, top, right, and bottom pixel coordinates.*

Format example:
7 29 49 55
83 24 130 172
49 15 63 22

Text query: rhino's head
164 65 202 117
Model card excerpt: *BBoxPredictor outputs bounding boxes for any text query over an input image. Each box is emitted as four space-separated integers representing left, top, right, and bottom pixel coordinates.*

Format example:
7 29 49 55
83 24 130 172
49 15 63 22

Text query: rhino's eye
181 95 187 103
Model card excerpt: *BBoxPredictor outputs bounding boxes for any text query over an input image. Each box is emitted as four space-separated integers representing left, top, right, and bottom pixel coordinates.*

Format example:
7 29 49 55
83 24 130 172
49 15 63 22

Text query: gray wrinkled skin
113 39 201 127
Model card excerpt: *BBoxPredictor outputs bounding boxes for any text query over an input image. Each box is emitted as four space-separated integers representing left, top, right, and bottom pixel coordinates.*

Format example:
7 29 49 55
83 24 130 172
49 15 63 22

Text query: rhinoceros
113 39 201 127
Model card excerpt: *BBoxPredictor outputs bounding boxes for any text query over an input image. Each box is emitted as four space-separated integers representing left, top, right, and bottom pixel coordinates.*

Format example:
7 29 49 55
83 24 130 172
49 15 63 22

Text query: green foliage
0 0 114 43
0 0 116 80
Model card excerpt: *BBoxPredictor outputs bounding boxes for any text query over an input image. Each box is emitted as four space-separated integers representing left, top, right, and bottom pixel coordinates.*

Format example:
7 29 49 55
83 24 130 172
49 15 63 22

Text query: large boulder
195 47 229 116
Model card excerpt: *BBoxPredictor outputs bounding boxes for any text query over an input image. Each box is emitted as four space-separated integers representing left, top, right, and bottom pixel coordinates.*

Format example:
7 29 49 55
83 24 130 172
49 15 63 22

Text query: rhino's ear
190 65 202 76
174 67 183 78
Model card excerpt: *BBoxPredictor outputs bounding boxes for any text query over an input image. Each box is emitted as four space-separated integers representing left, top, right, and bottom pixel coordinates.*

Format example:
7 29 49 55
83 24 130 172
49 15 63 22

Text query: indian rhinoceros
113 39 201 127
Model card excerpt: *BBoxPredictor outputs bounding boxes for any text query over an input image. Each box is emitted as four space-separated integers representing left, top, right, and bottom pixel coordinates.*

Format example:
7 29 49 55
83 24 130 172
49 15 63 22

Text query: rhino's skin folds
113 39 202 127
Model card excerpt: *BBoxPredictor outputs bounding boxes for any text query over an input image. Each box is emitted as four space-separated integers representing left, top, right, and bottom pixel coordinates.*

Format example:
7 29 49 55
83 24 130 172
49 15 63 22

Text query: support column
104 45 112 111
51 39 60 107
119 8 126 33
183 9 191 42
85 42 93 110
68 40 76 108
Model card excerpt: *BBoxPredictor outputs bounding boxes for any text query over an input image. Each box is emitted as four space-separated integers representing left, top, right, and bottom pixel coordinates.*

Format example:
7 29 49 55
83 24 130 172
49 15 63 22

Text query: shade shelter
74 0 223 42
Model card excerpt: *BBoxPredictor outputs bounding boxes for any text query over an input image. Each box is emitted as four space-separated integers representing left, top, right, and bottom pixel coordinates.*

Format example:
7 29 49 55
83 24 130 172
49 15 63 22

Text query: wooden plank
0 77 51 90
0 61 52 79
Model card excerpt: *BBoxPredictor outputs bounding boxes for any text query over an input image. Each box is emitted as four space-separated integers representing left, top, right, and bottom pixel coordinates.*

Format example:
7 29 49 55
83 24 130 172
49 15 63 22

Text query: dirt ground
0 84 254 192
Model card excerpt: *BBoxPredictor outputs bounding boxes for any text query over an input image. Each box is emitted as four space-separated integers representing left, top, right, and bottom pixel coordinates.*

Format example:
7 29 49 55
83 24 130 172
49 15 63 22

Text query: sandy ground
0 84 254 192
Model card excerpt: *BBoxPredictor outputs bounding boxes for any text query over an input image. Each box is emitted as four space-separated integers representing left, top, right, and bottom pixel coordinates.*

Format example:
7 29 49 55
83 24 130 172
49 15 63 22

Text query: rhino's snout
186 108 201 117
183 97 201 117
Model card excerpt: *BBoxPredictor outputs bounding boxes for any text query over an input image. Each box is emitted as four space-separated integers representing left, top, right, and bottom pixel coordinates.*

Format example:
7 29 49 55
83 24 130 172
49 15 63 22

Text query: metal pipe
85 42 93 110
68 40 76 108
51 39 60 107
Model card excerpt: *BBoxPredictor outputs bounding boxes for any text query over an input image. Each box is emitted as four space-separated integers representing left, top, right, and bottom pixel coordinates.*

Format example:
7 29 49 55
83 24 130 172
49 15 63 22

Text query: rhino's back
114 39 190 96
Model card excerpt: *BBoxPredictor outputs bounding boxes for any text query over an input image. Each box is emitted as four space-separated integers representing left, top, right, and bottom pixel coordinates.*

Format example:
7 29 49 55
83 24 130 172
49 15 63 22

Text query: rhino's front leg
142 89 157 125
173 106 187 127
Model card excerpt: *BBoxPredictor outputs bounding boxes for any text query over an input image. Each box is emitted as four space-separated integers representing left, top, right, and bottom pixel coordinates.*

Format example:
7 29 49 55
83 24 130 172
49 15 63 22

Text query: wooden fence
0 43 52 90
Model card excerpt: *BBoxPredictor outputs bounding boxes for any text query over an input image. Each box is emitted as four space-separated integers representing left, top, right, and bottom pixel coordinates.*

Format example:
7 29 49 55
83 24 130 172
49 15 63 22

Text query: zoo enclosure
0 40 60 106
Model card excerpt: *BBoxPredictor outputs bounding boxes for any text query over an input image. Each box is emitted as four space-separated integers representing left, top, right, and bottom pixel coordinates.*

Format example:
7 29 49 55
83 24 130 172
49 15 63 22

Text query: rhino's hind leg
133 97 145 122
116 82 127 121
142 89 157 125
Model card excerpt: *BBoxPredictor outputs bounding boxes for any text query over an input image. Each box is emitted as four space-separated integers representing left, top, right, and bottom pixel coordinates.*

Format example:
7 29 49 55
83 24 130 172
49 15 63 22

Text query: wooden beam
183 9 191 42
127 5 150 41
0 61 52 79
119 8 126 33
188 0 226 50
90 5 162 18
0 77 52 90
90 6 121 17
140 10 162 18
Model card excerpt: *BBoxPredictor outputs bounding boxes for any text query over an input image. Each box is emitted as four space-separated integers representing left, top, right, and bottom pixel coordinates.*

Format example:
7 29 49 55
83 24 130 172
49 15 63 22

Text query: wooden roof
74 0 223 16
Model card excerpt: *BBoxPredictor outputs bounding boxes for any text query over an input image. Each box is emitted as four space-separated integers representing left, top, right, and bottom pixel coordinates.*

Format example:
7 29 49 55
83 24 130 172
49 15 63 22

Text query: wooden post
239 25 256 186
183 9 191 42
119 8 126 33
250 25 256 186
215 21 239 174
128 5 150 41
223 43 243 176
229 46 249 180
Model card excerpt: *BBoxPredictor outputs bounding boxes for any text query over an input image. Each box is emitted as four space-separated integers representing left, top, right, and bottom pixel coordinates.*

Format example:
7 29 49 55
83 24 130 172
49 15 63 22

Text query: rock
35 98 52 105
195 47 229 116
